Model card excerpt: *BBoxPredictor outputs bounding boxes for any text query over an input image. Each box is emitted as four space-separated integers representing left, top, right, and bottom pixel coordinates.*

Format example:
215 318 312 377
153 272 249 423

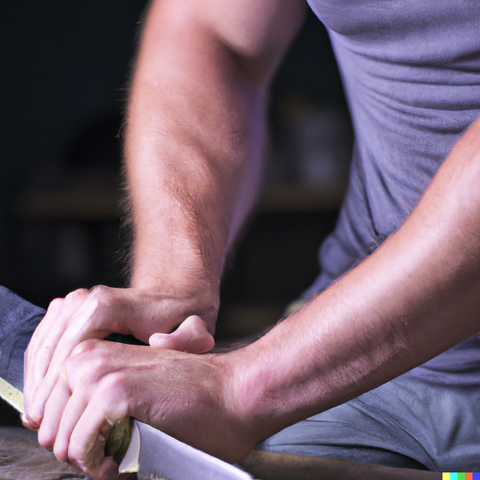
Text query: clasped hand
22 286 230 479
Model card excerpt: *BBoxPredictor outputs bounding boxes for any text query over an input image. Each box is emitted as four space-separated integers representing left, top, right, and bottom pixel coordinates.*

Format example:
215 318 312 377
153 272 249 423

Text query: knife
0 288 253 479
0 376 253 480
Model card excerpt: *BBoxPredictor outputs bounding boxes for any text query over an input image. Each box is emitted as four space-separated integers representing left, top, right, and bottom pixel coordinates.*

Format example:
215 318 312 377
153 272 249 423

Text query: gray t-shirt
304 0 480 296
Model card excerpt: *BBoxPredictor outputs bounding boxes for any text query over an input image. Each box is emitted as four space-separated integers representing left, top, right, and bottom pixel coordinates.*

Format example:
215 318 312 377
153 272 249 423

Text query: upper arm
197 0 308 76
137 0 308 88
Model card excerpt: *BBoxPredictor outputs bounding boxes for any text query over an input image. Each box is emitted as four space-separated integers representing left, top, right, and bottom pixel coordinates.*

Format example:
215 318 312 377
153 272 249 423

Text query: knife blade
0 376 252 480
119 420 253 480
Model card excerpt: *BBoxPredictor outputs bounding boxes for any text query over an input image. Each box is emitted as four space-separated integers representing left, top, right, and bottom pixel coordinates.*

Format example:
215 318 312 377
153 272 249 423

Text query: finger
93 456 119 480
24 296 66 422
76 456 118 480
26 288 121 427
149 315 215 353
68 383 127 480
37 370 72 452
86 286 174 341
21 413 37 431
51 379 91 463
26 291 92 425
87 286 215 342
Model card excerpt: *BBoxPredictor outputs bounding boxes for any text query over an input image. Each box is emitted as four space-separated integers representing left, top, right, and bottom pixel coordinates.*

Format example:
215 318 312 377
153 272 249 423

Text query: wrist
129 235 224 335
214 345 288 452
128 279 220 335
210 351 262 461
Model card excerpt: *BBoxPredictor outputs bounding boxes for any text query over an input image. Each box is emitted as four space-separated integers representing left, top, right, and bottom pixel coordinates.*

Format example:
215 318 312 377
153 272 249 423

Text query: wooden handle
104 417 134 465
0 376 24 414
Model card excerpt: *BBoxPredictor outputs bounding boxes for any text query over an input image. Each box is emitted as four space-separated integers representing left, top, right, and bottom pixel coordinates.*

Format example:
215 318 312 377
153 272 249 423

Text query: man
20 0 480 478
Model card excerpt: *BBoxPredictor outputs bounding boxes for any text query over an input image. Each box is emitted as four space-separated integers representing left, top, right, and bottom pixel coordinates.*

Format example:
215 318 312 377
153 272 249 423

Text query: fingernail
73 459 88 472
21 413 39 430
149 333 168 345
20 413 31 428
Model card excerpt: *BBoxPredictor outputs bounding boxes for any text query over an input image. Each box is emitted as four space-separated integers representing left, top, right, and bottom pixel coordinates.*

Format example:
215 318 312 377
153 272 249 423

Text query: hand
23 286 216 431
148 314 215 352
34 339 253 480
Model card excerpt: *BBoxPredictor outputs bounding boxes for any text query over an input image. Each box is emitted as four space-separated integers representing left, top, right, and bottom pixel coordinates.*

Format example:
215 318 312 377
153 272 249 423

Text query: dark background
0 2 350 346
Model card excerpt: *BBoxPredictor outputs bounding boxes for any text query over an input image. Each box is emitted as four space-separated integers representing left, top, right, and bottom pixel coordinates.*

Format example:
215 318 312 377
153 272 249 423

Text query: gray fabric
0 286 45 391
258 352 480 471
260 330 480 471
257 328 480 470
304 0 480 295
258 0 480 471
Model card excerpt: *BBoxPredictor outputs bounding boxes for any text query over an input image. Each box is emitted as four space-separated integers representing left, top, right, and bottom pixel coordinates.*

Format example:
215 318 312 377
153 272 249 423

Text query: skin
24 0 306 427
22 0 480 478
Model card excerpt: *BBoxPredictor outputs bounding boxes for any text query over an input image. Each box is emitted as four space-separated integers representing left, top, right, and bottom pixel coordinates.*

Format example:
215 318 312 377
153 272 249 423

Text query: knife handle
104 417 134 465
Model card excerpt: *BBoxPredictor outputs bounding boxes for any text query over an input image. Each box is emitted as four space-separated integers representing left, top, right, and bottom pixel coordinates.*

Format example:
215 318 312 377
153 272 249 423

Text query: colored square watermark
442 473 480 480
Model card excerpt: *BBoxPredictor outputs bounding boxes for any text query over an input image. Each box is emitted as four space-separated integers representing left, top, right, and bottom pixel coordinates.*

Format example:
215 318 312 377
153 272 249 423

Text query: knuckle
70 338 101 359
89 356 110 380
67 340 105 379
99 373 130 418
47 297 64 311
65 288 89 304
87 286 117 321
100 372 127 398
88 285 114 304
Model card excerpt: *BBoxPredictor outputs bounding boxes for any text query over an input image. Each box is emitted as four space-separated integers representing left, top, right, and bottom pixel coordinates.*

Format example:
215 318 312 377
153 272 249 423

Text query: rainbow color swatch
442 474 480 480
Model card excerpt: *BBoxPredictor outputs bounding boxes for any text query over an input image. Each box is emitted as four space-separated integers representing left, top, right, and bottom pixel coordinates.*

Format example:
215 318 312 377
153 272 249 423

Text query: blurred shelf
217 303 286 339
258 184 346 212
15 186 121 221
15 183 346 221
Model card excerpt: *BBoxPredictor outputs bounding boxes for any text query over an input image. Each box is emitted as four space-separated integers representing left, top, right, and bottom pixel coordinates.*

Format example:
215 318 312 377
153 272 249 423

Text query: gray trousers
0 286 45 391
258 333 480 472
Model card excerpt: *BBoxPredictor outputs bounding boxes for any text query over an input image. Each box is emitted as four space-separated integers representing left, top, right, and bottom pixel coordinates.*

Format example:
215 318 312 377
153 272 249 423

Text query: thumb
149 315 215 353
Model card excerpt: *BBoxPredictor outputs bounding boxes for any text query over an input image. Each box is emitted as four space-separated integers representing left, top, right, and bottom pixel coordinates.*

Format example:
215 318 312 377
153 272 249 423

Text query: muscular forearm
225 115 480 444
124 0 305 332
23 1 307 446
